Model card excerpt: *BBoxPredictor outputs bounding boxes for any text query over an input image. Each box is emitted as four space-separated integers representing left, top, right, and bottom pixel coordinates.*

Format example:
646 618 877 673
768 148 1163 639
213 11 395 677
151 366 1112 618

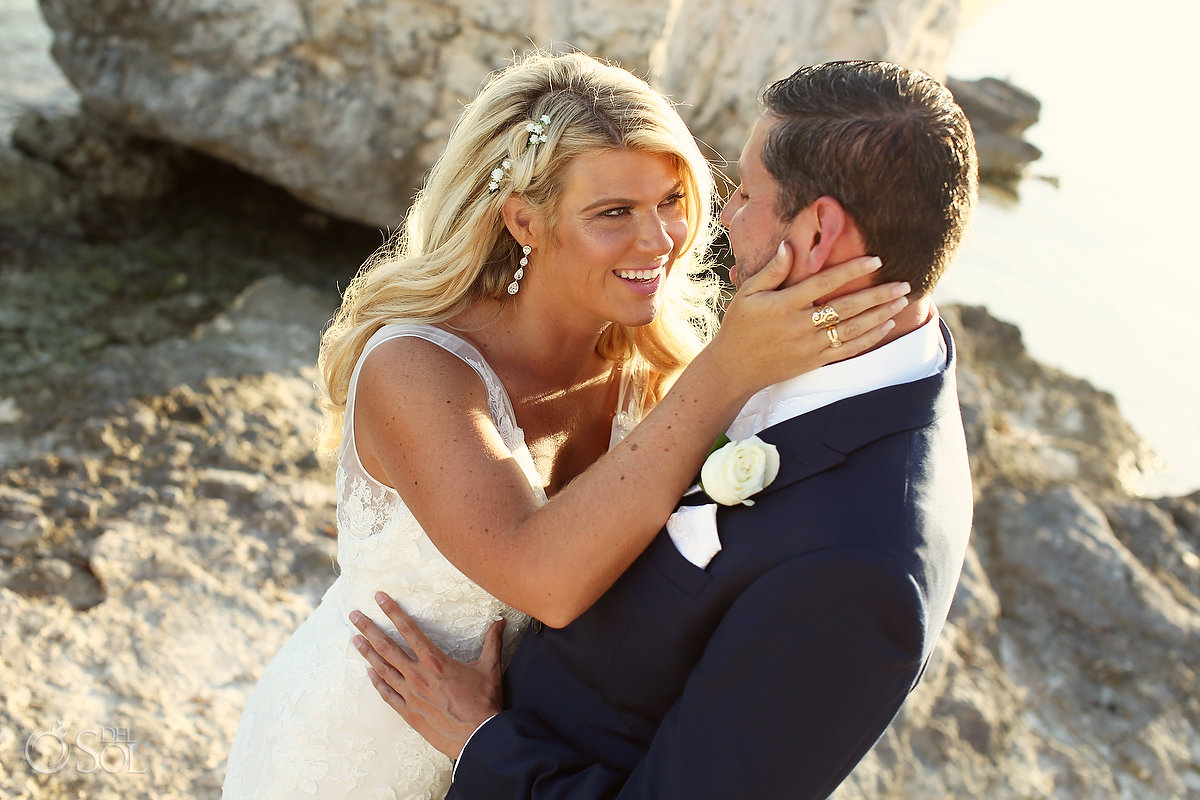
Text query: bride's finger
809 295 911 362
816 316 896 362
776 255 885 307
810 280 910 327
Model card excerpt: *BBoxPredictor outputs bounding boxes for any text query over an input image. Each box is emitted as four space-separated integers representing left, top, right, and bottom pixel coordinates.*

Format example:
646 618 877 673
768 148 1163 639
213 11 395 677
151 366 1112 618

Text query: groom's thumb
480 616 506 669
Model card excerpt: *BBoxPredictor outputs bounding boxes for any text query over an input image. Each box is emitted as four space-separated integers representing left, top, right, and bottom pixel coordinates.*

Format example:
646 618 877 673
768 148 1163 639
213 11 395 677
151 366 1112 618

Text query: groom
358 60 977 798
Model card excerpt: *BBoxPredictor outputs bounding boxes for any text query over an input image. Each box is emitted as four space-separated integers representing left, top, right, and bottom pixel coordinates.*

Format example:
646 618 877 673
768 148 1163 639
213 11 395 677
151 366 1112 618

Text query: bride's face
531 148 689 330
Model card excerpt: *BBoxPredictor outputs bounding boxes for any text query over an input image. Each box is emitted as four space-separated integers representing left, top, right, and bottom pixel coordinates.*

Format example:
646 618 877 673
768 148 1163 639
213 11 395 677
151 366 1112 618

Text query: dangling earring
508 245 530 295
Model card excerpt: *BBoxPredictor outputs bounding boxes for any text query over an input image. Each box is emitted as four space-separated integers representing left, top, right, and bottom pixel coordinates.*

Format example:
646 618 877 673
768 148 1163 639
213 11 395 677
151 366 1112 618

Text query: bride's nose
636 212 676 256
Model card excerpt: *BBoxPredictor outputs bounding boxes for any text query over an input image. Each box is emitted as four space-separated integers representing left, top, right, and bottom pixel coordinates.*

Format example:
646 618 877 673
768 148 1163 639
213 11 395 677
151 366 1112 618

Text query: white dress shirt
726 312 947 442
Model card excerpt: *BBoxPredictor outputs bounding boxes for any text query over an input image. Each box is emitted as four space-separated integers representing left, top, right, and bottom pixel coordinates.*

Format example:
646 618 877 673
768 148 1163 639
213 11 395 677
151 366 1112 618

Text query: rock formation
947 76 1043 190
0 276 342 798
36 0 676 228
37 0 994 228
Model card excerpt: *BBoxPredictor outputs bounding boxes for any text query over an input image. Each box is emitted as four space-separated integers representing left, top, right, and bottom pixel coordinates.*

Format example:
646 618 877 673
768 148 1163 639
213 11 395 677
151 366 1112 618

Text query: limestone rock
0 486 51 548
0 277 339 798
943 304 1154 496
38 0 974 227
0 146 72 220
11 109 183 202
36 0 672 227
947 76 1043 188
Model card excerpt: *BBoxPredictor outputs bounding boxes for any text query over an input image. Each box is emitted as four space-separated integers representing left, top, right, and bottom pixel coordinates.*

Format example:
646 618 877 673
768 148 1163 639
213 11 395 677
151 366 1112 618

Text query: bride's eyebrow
580 196 635 212
579 181 686 213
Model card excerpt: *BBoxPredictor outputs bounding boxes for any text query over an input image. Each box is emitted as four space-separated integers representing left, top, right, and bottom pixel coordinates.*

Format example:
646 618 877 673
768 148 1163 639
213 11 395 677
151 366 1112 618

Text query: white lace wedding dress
221 323 641 800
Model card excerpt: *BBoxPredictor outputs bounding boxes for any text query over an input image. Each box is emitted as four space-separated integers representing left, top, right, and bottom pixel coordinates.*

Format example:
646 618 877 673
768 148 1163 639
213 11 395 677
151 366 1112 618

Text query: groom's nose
719 191 741 230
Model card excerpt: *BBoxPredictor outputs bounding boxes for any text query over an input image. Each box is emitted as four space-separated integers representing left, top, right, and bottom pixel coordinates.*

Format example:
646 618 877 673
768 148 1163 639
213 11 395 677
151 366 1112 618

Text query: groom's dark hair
760 60 978 298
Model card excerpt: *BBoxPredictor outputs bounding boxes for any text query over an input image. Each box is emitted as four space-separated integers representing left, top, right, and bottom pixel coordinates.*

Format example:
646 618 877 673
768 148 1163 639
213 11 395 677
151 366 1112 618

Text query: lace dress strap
342 323 528 486
609 359 649 449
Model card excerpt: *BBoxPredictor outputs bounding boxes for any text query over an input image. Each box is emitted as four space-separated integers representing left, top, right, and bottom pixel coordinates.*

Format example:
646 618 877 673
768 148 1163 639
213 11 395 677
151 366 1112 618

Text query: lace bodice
331 324 546 662
223 323 645 800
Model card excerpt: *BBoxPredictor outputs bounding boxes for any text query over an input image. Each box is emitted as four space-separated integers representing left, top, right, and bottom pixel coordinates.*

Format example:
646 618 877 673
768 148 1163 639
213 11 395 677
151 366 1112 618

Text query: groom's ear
784 195 848 285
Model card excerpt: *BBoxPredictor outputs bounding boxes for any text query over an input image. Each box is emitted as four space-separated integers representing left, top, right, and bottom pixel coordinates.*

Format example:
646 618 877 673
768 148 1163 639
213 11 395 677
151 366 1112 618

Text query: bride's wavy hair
317 50 723 451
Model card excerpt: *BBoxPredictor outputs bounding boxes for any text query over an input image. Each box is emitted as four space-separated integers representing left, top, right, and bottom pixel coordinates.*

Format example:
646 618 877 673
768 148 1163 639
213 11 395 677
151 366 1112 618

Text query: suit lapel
749 320 958 502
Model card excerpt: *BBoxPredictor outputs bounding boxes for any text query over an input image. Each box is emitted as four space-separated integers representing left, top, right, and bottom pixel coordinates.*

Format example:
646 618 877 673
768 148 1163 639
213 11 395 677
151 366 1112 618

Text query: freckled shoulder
351 334 508 488
356 335 492 416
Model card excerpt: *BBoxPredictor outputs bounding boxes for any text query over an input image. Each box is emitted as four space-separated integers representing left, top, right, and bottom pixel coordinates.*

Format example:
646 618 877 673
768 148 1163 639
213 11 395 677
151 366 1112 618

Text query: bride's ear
501 197 542 249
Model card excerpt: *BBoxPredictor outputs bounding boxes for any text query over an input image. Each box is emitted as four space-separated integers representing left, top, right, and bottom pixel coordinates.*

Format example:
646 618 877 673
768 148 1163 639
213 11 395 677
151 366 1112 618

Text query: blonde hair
317 50 723 450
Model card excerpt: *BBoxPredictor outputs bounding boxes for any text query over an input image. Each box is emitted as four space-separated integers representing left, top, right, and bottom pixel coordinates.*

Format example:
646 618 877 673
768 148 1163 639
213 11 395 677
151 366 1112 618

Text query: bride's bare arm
355 252 907 627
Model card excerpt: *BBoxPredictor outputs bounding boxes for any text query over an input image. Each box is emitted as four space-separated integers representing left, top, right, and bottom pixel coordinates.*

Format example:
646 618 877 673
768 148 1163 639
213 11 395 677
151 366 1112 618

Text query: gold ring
827 326 842 348
811 305 840 329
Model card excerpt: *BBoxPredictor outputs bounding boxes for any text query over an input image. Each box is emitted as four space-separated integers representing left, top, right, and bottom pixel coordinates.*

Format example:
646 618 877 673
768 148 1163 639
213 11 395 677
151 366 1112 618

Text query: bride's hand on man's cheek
349 591 506 760
715 247 909 388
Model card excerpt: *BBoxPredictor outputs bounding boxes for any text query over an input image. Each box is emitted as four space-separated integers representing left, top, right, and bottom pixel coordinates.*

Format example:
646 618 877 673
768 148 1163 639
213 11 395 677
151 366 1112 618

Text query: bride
221 51 902 799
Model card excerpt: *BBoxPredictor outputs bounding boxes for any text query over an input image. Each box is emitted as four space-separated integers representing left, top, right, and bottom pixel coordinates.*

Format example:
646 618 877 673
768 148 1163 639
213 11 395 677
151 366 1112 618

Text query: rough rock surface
1 273 1196 797
36 0 675 227
948 76 1044 189
834 306 1199 799
0 105 378 400
38 0 978 227
1 277 341 799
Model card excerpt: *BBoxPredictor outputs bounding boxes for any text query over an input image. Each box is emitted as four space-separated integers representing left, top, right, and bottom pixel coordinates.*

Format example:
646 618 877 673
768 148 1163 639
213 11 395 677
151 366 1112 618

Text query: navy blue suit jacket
451 321 973 799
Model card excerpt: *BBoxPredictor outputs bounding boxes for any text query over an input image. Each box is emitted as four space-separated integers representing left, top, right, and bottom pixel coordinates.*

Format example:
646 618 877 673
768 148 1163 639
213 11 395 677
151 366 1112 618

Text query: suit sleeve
449 549 928 799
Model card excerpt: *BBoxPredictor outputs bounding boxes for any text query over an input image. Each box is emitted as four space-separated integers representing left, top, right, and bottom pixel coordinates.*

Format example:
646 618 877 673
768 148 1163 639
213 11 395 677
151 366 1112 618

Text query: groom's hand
350 592 505 760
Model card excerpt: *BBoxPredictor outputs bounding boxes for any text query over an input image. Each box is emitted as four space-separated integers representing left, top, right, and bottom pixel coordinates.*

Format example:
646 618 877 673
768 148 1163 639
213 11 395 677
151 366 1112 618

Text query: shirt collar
769 311 944 401
728 311 946 440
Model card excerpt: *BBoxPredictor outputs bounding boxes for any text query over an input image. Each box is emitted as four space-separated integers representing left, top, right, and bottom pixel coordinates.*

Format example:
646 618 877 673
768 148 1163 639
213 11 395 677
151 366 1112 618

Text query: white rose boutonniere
699 435 781 506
